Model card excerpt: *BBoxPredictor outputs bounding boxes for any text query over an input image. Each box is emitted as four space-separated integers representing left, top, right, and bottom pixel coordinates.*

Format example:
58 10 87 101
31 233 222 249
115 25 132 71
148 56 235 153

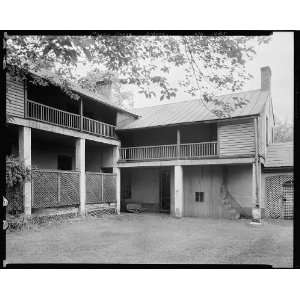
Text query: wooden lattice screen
32 169 80 208
265 175 294 219
86 172 117 204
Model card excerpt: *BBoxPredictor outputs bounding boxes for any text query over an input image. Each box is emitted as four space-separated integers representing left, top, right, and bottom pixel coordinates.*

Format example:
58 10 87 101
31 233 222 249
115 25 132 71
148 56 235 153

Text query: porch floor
6 213 292 267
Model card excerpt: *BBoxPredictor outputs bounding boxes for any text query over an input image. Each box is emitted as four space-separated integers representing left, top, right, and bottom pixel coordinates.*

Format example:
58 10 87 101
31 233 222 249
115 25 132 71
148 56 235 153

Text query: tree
5 34 271 116
273 118 293 143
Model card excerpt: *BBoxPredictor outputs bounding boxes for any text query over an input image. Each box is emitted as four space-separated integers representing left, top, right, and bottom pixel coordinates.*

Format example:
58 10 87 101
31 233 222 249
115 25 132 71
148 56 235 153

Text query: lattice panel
60 172 80 206
32 170 58 208
103 175 117 203
86 173 103 204
265 175 294 219
32 169 80 208
86 173 117 204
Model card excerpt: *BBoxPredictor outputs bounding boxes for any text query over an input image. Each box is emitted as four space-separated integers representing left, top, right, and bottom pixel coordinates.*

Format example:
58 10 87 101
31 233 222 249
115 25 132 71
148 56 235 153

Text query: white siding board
218 120 255 156
6 75 25 118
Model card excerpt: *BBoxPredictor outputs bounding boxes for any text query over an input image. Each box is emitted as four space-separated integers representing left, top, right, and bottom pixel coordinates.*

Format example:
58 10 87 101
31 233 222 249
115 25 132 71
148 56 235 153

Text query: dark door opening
159 169 170 213
57 155 72 170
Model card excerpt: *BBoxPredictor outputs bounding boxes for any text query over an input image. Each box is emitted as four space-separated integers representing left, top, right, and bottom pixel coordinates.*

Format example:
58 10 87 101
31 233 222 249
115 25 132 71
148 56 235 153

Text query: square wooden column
19 126 31 217
174 165 183 217
113 146 121 214
76 138 86 216
252 161 262 220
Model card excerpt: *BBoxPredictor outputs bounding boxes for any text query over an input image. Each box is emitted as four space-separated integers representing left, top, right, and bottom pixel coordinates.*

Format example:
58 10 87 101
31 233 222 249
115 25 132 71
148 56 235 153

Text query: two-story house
6 66 293 220
116 67 276 219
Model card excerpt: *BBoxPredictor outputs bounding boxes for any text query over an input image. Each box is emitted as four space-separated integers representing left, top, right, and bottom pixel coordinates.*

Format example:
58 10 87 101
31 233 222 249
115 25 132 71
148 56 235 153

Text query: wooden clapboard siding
6 74 25 118
218 120 255 157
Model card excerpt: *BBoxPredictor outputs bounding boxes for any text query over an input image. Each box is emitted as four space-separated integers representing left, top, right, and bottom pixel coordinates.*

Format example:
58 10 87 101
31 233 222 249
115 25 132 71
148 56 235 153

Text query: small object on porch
250 205 262 225
126 203 143 213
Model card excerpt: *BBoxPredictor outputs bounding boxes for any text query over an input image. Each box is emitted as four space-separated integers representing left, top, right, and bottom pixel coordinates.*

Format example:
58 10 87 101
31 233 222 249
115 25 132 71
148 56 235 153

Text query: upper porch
6 73 135 143
117 118 257 164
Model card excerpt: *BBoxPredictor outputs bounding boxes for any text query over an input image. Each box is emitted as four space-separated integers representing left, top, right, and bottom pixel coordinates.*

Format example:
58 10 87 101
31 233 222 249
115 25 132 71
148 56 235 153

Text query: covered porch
118 122 218 162
6 125 120 217
120 161 259 219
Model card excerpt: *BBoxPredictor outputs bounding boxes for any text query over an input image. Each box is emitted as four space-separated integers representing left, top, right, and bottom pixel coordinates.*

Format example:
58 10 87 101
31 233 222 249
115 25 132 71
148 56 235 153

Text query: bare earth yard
6 213 293 267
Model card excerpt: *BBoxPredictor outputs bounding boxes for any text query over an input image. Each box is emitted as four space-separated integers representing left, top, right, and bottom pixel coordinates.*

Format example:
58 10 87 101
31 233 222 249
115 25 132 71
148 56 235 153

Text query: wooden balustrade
25 99 116 138
82 116 116 138
119 141 218 161
120 144 178 161
180 141 218 158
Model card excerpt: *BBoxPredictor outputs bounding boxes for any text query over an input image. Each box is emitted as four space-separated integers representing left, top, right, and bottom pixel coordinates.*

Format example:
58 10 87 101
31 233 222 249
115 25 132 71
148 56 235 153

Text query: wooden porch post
79 99 83 131
76 138 86 216
176 128 181 158
113 145 121 214
174 165 183 218
252 117 261 223
19 126 31 217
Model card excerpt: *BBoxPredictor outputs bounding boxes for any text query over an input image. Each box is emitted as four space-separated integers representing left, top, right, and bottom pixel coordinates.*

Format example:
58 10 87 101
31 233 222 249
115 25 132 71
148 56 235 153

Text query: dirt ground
6 213 293 267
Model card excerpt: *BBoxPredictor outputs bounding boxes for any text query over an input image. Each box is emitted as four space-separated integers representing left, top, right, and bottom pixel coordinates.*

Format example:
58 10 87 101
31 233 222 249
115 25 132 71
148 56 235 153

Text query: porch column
252 161 262 220
176 128 181 158
76 138 86 216
113 146 121 214
19 126 31 217
174 165 183 218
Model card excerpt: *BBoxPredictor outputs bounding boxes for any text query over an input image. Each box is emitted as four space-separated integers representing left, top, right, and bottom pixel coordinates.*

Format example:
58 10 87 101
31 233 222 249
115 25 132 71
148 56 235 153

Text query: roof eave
116 113 260 131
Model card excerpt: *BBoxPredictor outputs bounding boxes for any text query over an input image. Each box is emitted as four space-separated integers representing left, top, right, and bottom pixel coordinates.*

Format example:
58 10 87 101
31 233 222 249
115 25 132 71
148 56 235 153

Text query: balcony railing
25 99 116 139
119 141 218 161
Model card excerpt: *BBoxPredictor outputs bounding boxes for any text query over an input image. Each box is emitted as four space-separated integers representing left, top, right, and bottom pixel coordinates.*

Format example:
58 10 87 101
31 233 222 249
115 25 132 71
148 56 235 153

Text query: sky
131 32 294 123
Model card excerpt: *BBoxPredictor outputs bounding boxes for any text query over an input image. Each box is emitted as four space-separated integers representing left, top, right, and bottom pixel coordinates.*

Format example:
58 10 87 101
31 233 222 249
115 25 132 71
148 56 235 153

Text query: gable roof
265 142 293 168
117 89 270 130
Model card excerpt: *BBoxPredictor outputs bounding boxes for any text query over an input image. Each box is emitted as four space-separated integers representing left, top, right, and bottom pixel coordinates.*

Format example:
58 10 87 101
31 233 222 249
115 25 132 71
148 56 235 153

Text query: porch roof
265 142 293 168
117 89 270 130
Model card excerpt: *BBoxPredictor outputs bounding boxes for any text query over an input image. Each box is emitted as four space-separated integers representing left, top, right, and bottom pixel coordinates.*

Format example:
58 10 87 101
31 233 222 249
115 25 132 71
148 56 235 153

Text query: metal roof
117 89 270 130
265 142 293 168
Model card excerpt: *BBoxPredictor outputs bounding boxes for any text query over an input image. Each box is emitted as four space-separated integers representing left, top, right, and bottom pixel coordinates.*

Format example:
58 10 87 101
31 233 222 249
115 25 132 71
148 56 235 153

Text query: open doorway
159 169 170 213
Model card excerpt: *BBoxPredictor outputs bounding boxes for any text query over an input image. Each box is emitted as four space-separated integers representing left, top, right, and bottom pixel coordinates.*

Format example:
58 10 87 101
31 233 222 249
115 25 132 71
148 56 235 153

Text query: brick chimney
261 66 271 91
95 79 112 100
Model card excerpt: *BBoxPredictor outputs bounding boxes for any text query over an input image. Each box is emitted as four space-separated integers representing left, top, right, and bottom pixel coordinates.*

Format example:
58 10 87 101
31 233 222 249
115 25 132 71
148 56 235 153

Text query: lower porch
120 164 258 219
6 124 120 217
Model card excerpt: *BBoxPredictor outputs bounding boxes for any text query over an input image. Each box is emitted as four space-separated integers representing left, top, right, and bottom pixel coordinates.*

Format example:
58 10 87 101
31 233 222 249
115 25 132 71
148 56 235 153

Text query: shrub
6 155 31 214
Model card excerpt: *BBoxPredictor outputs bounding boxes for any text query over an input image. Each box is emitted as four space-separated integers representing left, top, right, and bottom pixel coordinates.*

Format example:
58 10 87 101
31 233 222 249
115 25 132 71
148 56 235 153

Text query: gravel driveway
6 213 293 267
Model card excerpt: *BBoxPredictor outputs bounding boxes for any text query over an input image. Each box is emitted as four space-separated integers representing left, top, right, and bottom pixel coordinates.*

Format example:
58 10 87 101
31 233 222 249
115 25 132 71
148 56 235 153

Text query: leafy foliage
6 155 31 214
273 119 293 143
5 34 271 116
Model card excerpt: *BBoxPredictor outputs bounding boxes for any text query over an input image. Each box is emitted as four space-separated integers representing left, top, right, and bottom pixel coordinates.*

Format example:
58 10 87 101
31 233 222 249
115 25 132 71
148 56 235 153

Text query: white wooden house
6 66 294 219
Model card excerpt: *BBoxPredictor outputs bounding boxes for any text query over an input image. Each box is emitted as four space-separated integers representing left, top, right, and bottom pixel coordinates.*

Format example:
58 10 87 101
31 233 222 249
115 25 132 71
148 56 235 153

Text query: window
195 192 204 202
57 155 72 170
121 174 131 199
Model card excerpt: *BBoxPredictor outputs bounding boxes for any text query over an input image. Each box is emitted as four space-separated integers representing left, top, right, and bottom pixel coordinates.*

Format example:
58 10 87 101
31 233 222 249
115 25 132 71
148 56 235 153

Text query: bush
6 155 31 214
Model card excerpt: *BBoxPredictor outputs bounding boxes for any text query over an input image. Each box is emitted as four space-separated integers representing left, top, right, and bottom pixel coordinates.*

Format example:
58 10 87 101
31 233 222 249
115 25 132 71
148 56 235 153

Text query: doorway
159 169 170 213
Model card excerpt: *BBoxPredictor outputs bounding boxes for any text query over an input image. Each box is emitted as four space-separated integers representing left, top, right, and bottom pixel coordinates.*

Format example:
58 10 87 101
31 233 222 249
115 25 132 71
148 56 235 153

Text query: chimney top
261 66 271 91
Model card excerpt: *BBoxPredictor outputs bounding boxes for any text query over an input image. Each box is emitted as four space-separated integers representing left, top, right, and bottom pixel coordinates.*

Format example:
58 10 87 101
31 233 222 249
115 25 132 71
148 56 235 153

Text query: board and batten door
159 169 170 212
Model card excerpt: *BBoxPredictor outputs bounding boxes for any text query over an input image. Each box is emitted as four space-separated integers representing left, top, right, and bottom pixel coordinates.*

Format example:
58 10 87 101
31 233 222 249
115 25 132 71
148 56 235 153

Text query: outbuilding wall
226 164 253 217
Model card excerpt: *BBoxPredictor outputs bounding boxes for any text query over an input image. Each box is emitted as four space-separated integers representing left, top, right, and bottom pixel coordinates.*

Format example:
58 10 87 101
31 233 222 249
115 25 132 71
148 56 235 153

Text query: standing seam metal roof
117 89 270 130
